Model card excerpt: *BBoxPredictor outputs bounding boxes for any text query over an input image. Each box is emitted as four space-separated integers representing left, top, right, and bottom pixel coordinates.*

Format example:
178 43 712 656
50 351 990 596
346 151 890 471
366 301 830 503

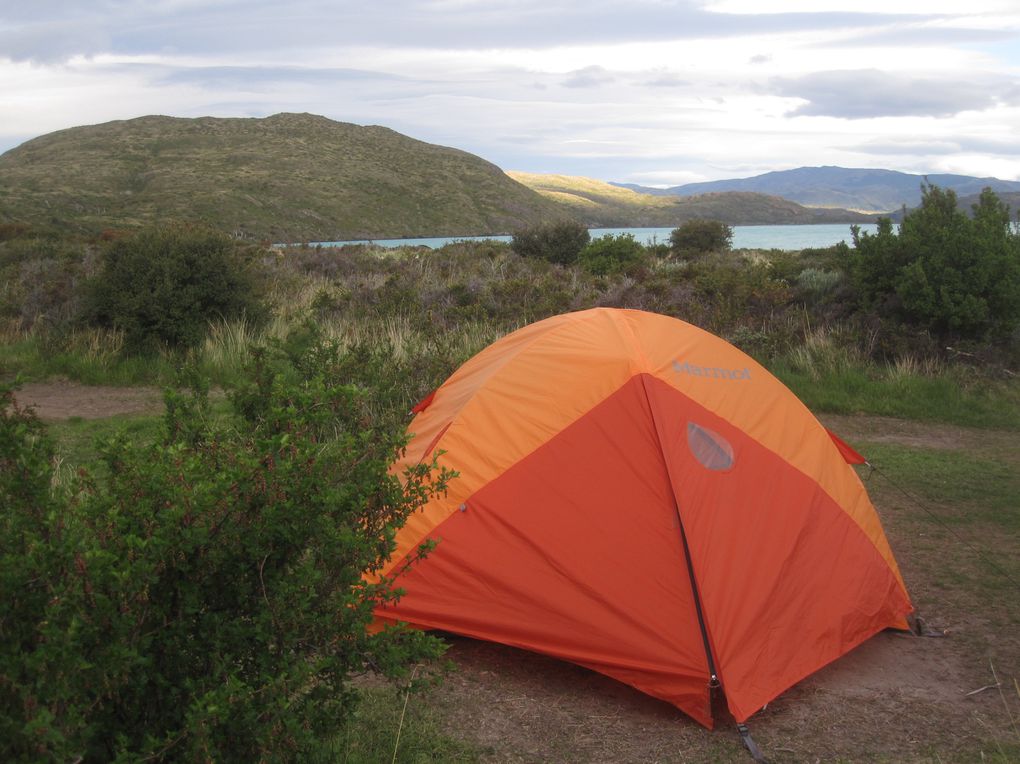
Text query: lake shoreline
309 223 879 252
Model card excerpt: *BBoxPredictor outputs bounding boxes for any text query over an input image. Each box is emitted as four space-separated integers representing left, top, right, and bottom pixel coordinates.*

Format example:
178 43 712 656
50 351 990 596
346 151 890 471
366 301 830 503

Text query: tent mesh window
686 422 734 471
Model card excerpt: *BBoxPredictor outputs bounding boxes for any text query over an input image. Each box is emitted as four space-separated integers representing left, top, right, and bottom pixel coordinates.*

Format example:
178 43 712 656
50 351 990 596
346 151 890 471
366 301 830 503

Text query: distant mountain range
614 166 1020 214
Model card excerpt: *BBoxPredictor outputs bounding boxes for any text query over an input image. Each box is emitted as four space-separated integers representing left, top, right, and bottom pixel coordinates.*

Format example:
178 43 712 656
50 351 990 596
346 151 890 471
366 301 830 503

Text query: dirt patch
425 636 728 764
13 381 164 421
821 413 1019 457
419 625 1007 763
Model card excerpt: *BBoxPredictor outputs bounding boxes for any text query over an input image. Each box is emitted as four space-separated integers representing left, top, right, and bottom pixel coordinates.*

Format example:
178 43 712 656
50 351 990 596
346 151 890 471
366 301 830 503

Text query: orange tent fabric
374 308 912 728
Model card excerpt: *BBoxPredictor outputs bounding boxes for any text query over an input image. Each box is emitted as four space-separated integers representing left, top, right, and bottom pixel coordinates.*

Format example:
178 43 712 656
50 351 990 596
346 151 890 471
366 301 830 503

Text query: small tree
851 184 1020 339
669 219 733 257
510 220 590 265
83 223 268 353
577 233 647 276
0 334 450 761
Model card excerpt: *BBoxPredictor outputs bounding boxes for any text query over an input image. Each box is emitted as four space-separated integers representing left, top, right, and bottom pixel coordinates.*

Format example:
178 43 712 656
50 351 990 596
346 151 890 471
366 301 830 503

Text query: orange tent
374 308 912 728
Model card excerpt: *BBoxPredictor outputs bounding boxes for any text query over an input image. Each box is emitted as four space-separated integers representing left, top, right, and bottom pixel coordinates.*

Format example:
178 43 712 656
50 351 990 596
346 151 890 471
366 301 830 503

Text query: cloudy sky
2 0 1019 186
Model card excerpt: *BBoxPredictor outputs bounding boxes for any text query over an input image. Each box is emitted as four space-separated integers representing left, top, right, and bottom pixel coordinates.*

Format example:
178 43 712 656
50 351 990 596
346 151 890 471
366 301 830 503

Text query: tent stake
736 722 769 763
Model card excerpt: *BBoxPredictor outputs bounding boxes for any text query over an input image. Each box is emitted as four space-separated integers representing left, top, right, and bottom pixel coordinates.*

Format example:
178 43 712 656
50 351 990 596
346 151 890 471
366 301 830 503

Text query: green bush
577 233 647 276
0 336 450 761
0 384 71 760
669 219 733 257
510 220 590 265
688 254 791 329
82 224 268 353
851 184 1020 339
797 267 843 301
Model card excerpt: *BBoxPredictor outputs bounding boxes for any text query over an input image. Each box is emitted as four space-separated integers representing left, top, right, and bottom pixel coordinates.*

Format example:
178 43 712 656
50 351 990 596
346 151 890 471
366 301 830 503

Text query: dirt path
13 381 164 420
822 412 1020 460
11 382 1020 762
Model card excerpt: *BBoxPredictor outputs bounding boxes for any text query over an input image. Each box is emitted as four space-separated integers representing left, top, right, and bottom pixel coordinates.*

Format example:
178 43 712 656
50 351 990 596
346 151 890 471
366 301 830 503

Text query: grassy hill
0 113 568 241
509 172 875 226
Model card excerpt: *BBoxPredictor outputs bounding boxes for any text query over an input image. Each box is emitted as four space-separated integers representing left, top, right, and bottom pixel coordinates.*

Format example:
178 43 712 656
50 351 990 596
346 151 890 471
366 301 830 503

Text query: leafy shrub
510 220 590 265
688 253 791 329
797 268 843 300
795 241 852 273
669 219 733 257
726 325 787 362
0 384 69 760
0 335 449 762
577 233 647 276
851 184 1020 339
644 241 672 260
82 223 268 353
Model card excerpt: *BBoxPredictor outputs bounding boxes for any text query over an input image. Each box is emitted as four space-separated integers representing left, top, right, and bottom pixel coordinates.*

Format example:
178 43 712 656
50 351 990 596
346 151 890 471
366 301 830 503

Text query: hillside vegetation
509 172 875 226
0 113 567 242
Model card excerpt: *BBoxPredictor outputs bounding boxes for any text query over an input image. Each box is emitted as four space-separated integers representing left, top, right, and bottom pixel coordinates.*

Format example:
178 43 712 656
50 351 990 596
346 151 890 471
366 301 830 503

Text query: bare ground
13 381 164 420
14 382 1020 762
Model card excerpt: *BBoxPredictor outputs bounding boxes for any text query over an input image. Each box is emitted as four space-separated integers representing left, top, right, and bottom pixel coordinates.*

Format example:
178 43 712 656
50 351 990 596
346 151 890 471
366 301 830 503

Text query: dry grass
788 325 864 380
888 353 946 381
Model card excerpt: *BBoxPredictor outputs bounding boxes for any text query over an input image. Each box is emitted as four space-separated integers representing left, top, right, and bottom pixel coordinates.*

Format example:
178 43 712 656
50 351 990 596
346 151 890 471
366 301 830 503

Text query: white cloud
772 69 1018 118
1 1 1020 182
626 169 714 186
704 0 1016 13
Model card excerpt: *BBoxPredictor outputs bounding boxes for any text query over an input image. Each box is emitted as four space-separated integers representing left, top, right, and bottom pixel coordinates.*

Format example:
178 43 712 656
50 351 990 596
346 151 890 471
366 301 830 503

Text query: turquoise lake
316 223 879 252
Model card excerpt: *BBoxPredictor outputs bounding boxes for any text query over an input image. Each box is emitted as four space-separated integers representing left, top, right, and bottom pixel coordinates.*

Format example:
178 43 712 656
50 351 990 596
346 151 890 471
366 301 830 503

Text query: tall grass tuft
67 326 125 364
788 326 863 381
887 353 945 382
198 317 264 380
0 322 27 346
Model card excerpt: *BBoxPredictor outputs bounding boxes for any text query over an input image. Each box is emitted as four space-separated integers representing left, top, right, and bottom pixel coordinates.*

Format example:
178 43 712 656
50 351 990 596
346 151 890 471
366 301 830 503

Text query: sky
2 0 1019 186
